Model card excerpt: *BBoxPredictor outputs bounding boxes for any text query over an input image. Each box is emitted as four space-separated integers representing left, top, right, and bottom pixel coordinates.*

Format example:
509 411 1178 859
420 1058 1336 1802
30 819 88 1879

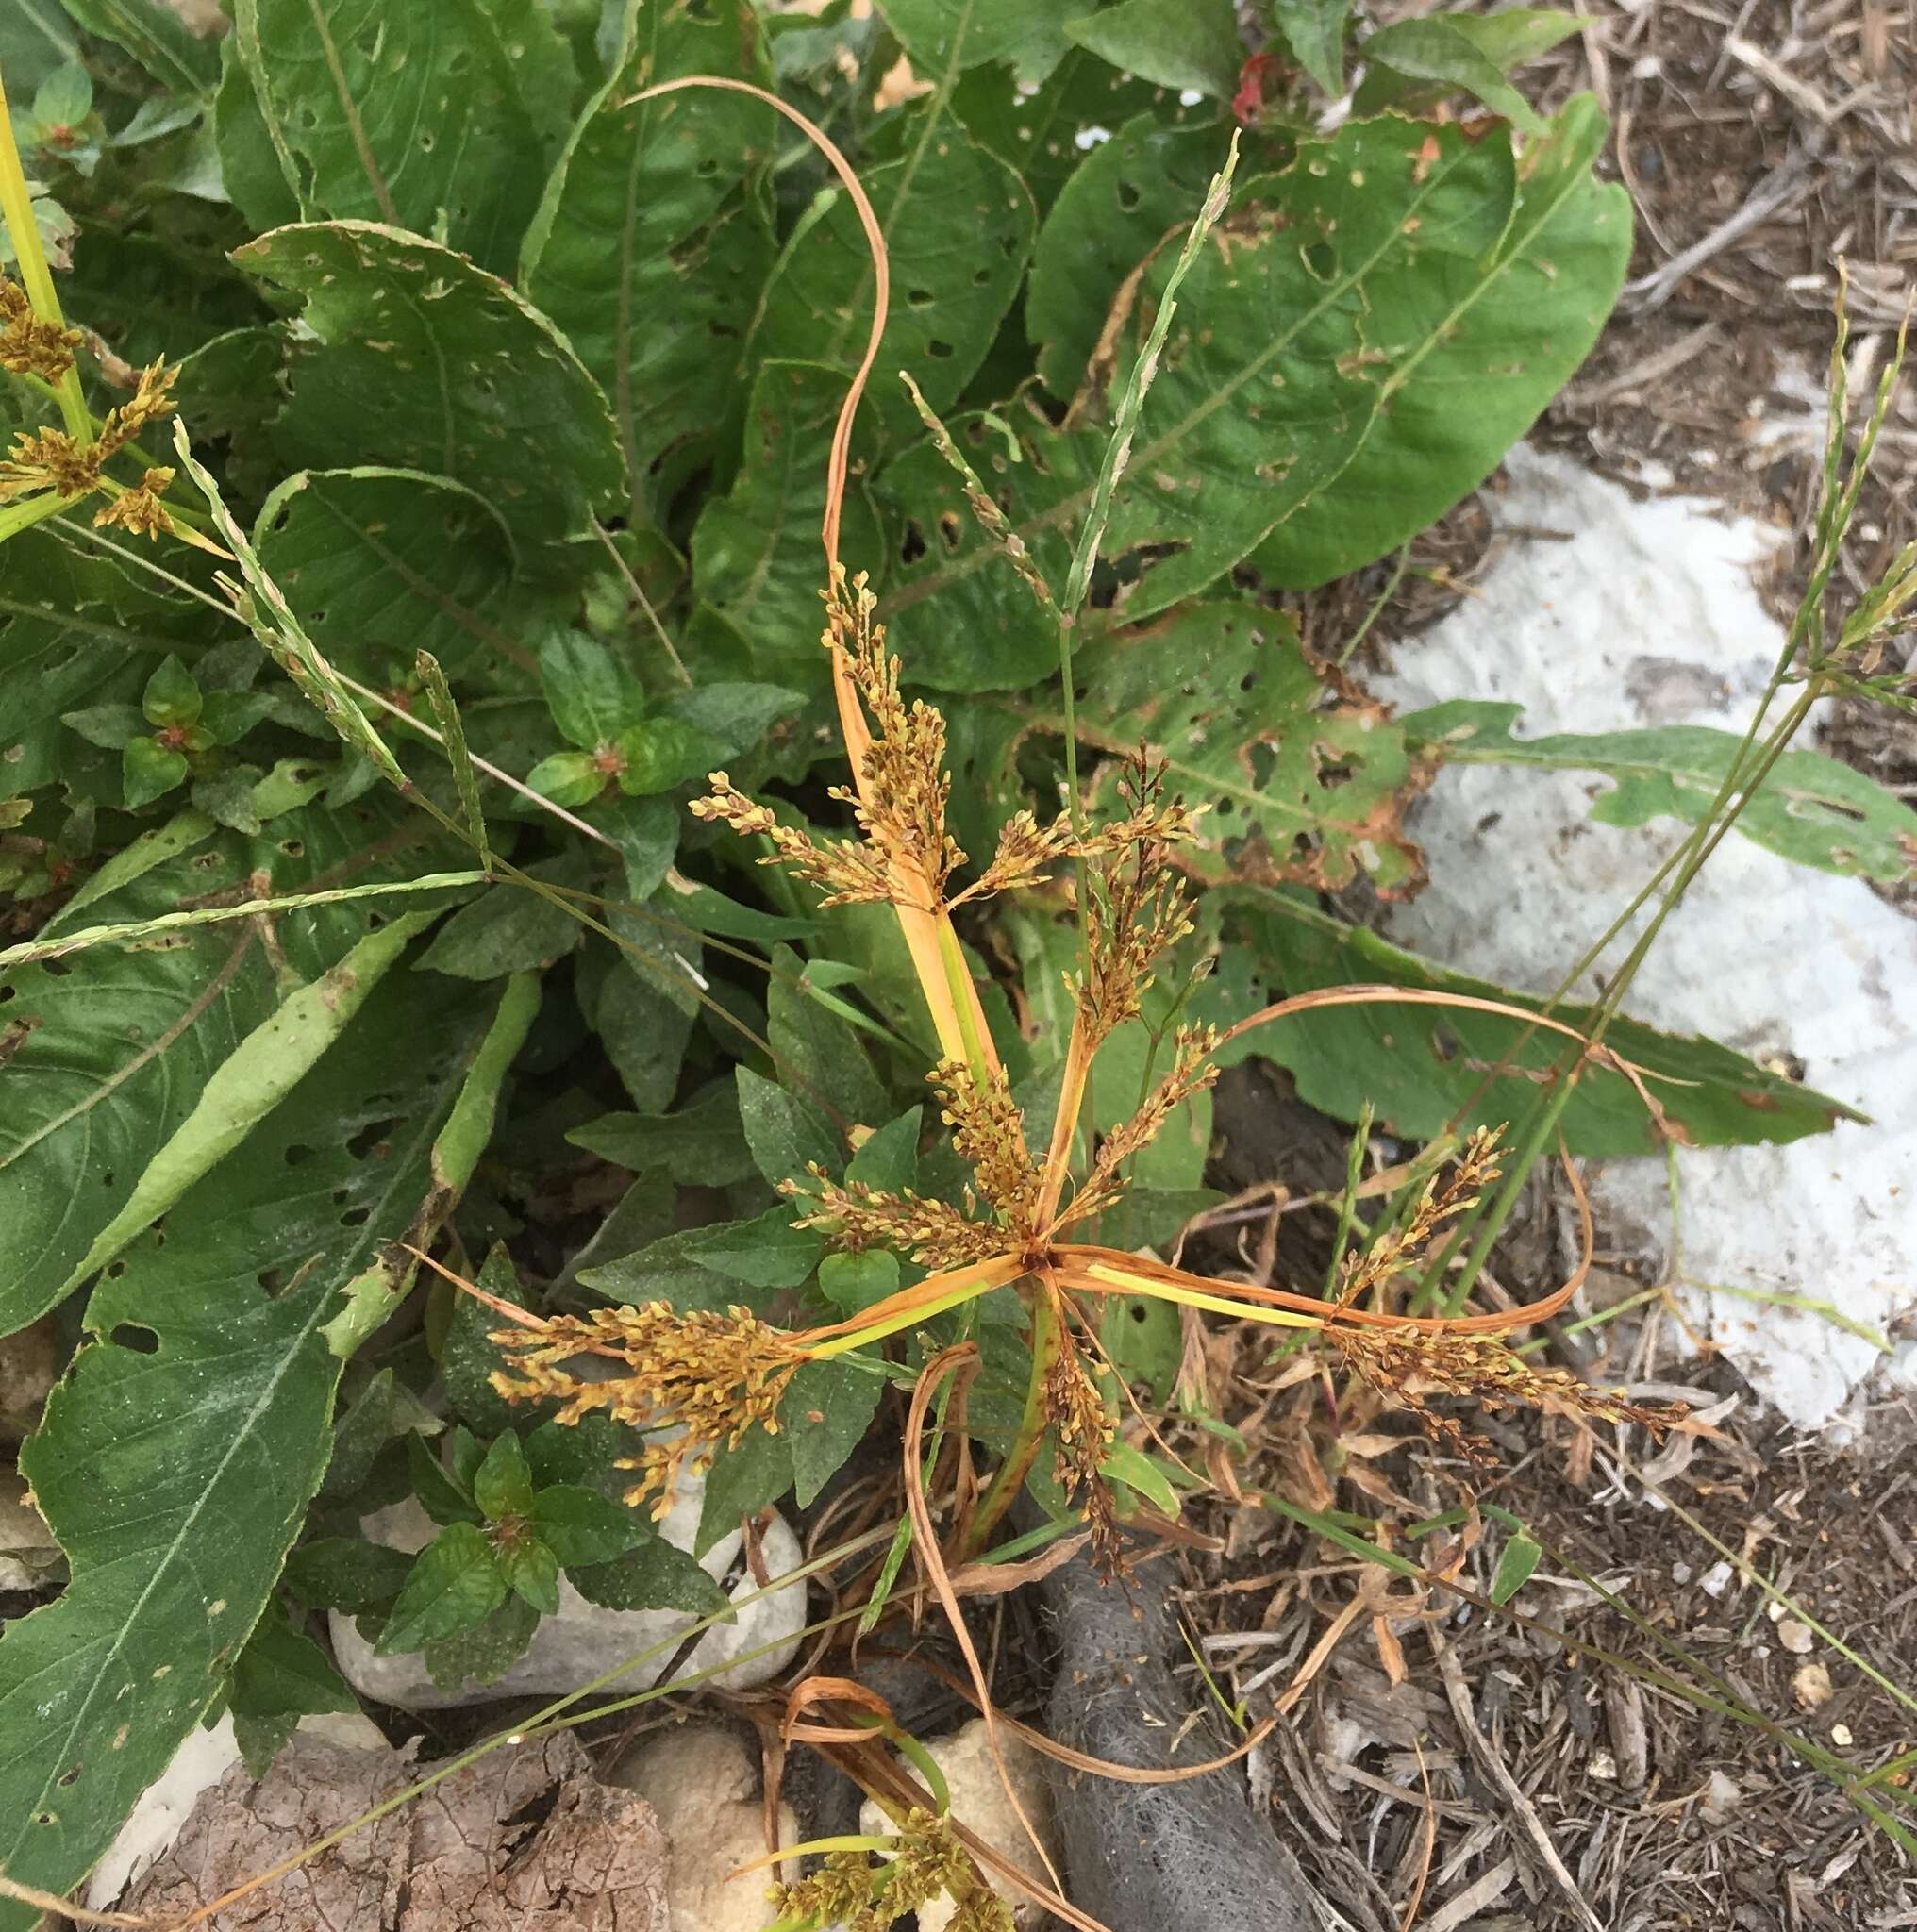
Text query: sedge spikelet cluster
691 770 895 906
782 1165 1006 1269
931 1058 1042 1233
1043 1320 1121 1571
767 1808 1010 1932
0 276 80 382
0 358 179 537
487 1301 803 1516
1336 1125 1504 1310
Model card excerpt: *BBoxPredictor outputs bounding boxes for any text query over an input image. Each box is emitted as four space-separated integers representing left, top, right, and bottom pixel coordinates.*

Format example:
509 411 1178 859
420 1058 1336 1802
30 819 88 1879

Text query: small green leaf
1356 16 1547 130
1064 0 1243 98
529 1485 647 1569
497 1532 561 1615
229 1607 357 1727
375 1522 508 1655
694 1424 792 1558
61 703 145 751
566 1088 757 1186
1102 1439 1180 1516
786 1359 882 1509
408 1432 483 1527
415 864 584 978
283 1538 414 1615
1268 0 1351 95
141 654 202 730
736 1065 840 1189
444 1424 487 1495
527 750 607 809
540 626 647 752
570 1539 727 1616
845 1108 921 1194
473 1431 536 1522
817 1251 901 1317
442 1245 540 1438
686 1208 824 1291
613 716 714 795
1356 10 1580 122
1491 1531 1543 1605
30 62 93 134
422 1589 541 1690
122 736 190 810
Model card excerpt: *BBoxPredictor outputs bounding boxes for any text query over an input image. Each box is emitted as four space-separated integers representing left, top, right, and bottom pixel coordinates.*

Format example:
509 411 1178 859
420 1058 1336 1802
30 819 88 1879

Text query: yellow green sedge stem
932 908 992 1079
0 75 92 445
1034 1011 1091 1227
802 1258 1025 1359
1075 1260 1325 1330
0 490 67 542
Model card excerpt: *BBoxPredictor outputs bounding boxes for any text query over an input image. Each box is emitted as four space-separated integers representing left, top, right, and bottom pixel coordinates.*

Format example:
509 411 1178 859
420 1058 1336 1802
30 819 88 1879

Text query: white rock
1374 446 1917 1430
612 1724 796 1932
329 1483 807 1710
859 1719 1058 1932
0 1469 62 1591
83 1709 389 1911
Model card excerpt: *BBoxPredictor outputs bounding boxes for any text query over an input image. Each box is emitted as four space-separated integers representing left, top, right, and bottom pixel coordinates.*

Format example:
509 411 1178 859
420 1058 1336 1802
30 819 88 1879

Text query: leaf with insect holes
749 111 1035 446
1405 701 1917 886
236 223 624 543
230 0 575 273
522 0 777 520
1028 115 1237 402
1024 603 1427 895
1063 0 1244 100
689 359 888 696
880 108 1626 678
255 469 551 688
0 966 529 1926
1229 888 1865 1155
786 1360 883 1509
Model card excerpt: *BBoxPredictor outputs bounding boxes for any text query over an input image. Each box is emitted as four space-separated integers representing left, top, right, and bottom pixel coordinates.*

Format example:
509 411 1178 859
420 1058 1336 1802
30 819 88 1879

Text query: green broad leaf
689 358 888 692
521 0 777 522
1268 0 1350 96
59 703 145 751
282 1537 414 1614
1063 0 1243 99
1027 114 1234 402
569 1538 727 1616
415 864 584 978
750 109 1035 442
1 1 81 99
786 1359 882 1509
236 222 624 543
0 809 446 1336
1355 12 1580 124
524 1412 638 1494
141 652 201 728
408 1426 484 1526
229 1606 357 1734
1102 1439 1179 1515
441 1243 539 1438
1230 889 1864 1156
0 968 518 1924
29 59 92 131
422 1589 540 1690
255 469 539 688
1405 701 1917 886
377 1522 508 1655
1030 603 1425 894
443 1425 487 1494
768 941 890 1129
599 795 678 900
529 1485 647 1569
541 625 647 752
817 1251 902 1318
120 734 190 809
527 749 606 809
567 1086 758 1186
59 0 219 92
577 933 696 1110
737 1065 841 1188
473 1431 536 1522
497 1533 561 1615
318 1368 400 1504
1100 1291 1182 1404
694 1424 791 1558
687 1208 824 1291
1252 96 1628 588
577 1225 746 1316
214 36 301 231
878 0 1079 75
612 716 715 795
664 681 806 761
880 110 1624 681
845 1107 921 1193
1491 1529 1543 1605
231 0 575 273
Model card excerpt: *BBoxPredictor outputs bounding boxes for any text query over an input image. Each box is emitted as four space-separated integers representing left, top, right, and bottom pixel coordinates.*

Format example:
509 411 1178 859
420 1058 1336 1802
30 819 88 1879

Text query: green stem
0 76 91 446
958 1289 1061 1560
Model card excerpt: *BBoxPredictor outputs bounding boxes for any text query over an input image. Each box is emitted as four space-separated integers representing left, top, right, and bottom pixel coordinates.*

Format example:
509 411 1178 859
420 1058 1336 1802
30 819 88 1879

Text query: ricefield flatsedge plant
4 3 1916 1925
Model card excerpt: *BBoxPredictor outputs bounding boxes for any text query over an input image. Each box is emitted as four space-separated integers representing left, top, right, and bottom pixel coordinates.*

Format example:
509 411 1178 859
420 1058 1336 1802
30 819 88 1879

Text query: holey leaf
0 968 537 1931
254 468 546 688
236 222 625 544
876 103 1626 686
1035 604 1430 894
0 798 458 1337
1404 701 1917 886
231 0 575 274
522 0 778 523
1231 889 1862 1157
749 106 1036 445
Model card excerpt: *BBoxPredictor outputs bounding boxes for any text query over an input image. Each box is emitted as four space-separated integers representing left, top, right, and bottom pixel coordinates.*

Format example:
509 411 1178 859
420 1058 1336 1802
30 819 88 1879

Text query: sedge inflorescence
767 1807 1012 1932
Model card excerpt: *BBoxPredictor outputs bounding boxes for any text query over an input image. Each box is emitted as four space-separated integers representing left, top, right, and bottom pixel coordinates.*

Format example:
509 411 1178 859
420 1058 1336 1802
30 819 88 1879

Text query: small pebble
1832 1723 1854 1747
1672 1561 1692 1585
1792 1662 1833 1710
1778 1619 1814 1656
1589 1750 1617 1781
1699 1559 1734 1598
